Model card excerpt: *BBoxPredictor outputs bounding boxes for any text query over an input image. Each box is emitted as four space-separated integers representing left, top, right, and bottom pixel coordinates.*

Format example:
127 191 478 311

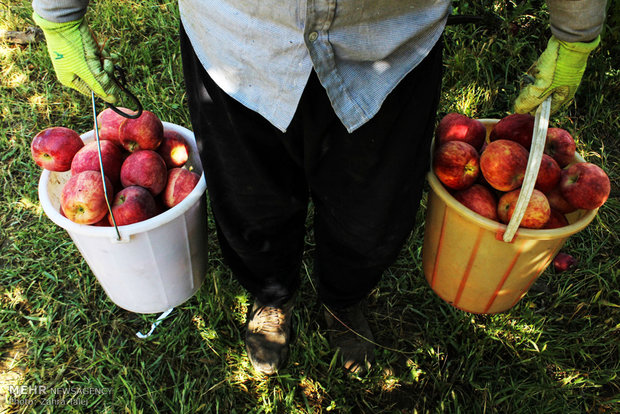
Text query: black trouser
180 25 443 308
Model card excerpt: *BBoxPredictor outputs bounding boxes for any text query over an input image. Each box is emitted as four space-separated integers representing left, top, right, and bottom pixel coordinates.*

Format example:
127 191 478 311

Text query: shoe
324 302 375 374
245 298 294 375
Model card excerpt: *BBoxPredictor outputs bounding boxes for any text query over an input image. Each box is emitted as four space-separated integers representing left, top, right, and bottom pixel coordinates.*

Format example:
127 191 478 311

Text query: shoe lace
252 305 286 333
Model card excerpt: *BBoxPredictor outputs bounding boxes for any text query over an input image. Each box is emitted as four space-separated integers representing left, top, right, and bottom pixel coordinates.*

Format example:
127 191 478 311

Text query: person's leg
301 38 444 372
180 25 309 307
180 24 308 374
181 17 443 373
307 39 444 308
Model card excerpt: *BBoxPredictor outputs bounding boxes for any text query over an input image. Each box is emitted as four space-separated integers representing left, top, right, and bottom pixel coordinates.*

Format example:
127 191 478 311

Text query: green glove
32 12 119 103
514 35 600 114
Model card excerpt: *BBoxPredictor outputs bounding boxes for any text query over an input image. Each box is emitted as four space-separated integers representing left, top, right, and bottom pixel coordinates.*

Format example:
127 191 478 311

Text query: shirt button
308 31 318 42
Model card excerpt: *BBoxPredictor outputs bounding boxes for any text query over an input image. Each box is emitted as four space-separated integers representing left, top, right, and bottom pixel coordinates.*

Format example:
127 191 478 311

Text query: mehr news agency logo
6 383 111 406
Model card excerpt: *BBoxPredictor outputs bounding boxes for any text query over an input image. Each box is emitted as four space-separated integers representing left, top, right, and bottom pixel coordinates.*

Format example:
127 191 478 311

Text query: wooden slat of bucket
429 204 448 289
452 227 485 308
482 246 523 313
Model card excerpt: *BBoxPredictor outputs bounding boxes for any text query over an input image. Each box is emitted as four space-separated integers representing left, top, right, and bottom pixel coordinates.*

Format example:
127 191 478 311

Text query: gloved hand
32 12 119 103
514 35 600 114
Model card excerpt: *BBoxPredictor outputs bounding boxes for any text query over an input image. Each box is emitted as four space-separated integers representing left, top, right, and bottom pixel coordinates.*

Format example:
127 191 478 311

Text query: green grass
1 1 619 413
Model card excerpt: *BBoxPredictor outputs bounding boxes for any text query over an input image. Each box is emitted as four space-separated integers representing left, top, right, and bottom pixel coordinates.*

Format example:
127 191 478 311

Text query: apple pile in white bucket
432 113 610 230
30 108 200 226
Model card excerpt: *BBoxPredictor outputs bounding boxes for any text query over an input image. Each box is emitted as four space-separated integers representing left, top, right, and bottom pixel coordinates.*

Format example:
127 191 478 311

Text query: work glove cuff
32 12 119 103
32 12 81 32
552 36 601 86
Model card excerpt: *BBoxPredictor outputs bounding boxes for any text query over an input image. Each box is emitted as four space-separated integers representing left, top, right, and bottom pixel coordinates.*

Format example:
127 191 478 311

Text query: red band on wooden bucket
483 243 524 313
453 227 485 307
430 205 448 289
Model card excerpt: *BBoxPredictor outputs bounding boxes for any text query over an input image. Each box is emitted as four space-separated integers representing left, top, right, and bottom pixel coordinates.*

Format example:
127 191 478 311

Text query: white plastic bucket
38 122 208 314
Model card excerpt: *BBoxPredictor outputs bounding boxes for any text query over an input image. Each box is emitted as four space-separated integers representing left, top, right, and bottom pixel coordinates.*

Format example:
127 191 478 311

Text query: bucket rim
427 118 599 241
38 122 207 239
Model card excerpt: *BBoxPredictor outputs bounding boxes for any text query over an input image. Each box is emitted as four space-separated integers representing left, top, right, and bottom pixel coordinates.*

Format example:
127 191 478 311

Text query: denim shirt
32 0 607 132
179 0 451 133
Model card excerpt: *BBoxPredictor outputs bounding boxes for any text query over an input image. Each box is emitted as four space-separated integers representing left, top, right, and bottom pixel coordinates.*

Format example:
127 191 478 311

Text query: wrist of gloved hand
514 35 600 114
33 12 119 103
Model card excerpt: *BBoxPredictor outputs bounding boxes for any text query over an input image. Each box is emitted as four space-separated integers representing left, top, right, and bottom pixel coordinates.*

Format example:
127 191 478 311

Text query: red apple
479 140 488 154
120 150 168 196
480 140 529 192
560 162 610 210
435 113 487 151
475 147 495 190
433 141 480 190
93 216 111 226
60 170 113 225
163 168 200 208
70 140 124 186
31 127 84 172
543 209 569 229
534 154 562 194
118 110 164 152
553 252 577 273
489 113 535 149
546 185 577 214
475 167 492 187
545 128 576 167
96 107 135 145
156 130 190 168
453 184 498 221
497 188 550 229
108 186 158 226
154 194 169 215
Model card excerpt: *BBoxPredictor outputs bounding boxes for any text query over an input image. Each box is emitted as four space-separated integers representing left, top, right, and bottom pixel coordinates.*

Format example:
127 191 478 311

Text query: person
32 0 607 375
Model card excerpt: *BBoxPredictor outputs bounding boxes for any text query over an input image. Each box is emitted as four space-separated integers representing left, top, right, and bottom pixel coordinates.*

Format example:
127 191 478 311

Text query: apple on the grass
453 184 498 221
497 188 550 229
120 150 168 196
433 141 480 190
534 154 562 194
60 170 113 225
480 139 529 192
543 208 569 229
435 113 487 151
31 127 84 172
553 252 577 273
96 107 135 144
163 168 200 208
109 186 158 226
157 130 189 168
545 128 576 168
70 140 124 186
118 110 164 152
489 113 535 149
560 162 610 210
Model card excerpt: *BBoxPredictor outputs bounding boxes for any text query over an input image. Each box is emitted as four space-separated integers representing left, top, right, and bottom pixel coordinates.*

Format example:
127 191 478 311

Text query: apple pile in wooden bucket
30 108 200 227
432 113 610 232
